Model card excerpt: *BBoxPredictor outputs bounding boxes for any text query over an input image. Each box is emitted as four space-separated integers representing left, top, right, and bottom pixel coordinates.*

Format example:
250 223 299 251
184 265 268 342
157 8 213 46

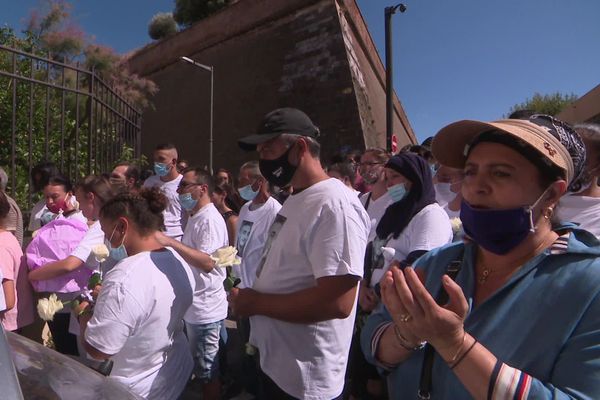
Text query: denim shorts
185 320 223 382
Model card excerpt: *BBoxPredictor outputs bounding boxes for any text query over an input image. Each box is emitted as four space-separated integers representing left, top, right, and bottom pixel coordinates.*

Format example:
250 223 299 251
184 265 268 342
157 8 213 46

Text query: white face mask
434 182 456 205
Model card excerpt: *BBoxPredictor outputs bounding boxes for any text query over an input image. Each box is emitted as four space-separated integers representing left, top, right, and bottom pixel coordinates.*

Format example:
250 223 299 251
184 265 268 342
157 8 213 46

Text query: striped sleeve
488 361 532 400
369 321 397 370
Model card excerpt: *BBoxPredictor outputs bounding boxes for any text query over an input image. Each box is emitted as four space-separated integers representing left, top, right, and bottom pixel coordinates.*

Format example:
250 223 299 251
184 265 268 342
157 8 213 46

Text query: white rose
381 247 396 263
37 293 64 321
92 244 110 263
450 218 463 235
210 246 241 268
245 342 257 356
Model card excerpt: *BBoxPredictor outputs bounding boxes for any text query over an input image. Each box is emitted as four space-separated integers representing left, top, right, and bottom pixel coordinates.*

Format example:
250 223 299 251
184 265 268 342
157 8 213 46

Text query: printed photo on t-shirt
255 214 287 278
236 220 254 256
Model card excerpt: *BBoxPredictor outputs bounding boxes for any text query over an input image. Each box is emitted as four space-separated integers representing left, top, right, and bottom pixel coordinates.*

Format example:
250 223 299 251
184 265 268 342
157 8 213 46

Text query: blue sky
3 0 600 142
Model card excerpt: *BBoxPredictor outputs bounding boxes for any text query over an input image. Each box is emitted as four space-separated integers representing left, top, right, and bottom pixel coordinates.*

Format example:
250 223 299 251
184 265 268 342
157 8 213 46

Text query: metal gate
0 44 142 208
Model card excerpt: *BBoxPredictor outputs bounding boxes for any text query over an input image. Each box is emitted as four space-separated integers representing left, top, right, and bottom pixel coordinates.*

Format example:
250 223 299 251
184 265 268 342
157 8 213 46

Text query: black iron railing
0 44 142 208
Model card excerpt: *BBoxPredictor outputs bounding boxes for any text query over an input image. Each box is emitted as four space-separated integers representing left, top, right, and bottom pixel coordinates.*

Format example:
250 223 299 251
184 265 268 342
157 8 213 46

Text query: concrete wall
127 0 415 172
558 84 600 125
336 0 415 149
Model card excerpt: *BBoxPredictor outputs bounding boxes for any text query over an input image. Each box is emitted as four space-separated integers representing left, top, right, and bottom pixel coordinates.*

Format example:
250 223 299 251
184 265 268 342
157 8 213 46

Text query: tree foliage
173 0 230 28
0 1 153 212
148 12 178 40
508 92 578 118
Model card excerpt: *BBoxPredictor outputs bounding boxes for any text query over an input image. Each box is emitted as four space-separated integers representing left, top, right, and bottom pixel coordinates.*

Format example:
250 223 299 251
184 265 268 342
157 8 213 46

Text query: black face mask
259 145 298 188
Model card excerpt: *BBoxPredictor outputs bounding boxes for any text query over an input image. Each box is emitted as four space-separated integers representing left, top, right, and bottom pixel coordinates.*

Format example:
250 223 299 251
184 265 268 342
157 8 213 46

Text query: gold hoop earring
543 207 554 220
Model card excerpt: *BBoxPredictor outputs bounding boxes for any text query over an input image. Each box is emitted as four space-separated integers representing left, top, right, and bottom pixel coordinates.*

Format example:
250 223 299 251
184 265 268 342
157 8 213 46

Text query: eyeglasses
178 181 198 190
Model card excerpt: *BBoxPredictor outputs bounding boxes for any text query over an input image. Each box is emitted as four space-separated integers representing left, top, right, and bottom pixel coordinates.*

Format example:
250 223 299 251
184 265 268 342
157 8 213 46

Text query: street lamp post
181 56 214 174
384 3 406 152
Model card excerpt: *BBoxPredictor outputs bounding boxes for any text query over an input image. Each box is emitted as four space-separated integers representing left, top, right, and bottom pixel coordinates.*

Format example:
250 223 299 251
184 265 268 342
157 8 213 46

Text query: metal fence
0 44 141 208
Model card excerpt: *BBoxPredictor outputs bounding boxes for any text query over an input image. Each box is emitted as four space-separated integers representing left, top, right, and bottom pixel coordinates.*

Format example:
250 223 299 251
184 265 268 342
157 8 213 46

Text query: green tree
173 0 229 28
0 1 154 213
148 12 178 40
508 92 578 117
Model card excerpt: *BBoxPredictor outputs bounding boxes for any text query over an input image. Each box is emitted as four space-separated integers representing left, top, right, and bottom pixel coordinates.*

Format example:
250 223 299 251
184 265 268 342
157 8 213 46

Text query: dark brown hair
214 183 242 213
46 174 73 193
100 187 166 235
76 175 120 206
183 167 215 194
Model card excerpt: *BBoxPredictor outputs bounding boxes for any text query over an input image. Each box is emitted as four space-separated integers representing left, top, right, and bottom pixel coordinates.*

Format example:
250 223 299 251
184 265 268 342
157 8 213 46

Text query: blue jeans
185 320 223 382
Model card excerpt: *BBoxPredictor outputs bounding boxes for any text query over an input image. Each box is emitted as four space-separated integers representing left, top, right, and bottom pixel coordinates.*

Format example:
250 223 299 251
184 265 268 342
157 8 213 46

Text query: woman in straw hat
361 115 600 399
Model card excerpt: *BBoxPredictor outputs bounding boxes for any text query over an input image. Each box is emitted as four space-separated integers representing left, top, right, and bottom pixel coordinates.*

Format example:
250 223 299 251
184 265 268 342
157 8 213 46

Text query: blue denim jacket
361 226 600 399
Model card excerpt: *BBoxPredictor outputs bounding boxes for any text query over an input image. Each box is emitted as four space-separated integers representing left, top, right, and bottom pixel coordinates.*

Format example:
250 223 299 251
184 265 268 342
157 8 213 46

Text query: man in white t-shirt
143 143 186 240
234 161 282 289
176 167 228 400
234 160 282 395
231 108 370 400
110 161 140 192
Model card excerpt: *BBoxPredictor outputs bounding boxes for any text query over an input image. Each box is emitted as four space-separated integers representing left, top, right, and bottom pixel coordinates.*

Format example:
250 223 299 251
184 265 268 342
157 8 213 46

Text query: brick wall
127 0 414 174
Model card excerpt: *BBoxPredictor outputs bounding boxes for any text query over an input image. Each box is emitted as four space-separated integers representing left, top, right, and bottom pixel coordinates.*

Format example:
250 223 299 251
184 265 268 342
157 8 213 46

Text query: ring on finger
399 313 412 323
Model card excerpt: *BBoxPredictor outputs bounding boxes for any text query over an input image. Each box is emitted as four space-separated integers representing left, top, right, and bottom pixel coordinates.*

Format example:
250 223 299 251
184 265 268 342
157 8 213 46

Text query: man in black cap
229 108 370 399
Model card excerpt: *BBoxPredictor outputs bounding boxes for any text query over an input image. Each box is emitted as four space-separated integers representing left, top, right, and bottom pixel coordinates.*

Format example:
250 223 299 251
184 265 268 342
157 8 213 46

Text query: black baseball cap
238 107 320 151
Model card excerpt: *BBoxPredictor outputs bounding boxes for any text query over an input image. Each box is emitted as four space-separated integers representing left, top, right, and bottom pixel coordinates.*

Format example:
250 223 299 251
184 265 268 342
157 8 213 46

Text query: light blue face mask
238 183 259 201
387 183 409 203
154 162 170 177
178 192 198 211
108 225 128 262
430 164 438 175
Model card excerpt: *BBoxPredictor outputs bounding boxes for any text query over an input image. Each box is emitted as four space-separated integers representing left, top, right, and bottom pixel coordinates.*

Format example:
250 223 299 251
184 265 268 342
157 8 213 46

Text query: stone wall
127 0 415 172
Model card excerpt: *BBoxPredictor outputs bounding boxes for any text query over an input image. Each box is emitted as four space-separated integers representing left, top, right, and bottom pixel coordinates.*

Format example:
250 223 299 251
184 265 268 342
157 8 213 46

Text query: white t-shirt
557 194 600 237
360 191 392 242
369 203 453 287
233 196 282 289
182 203 228 324
442 203 461 219
69 221 117 275
250 178 370 400
143 175 186 240
85 249 195 400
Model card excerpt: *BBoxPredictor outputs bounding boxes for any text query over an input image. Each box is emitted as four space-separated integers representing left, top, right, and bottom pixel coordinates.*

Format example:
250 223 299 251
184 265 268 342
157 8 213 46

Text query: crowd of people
0 106 599 399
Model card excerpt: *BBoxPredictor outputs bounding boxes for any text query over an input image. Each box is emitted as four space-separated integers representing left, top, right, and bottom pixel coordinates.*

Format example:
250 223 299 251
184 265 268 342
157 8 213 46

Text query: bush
148 12 178 40
173 0 229 28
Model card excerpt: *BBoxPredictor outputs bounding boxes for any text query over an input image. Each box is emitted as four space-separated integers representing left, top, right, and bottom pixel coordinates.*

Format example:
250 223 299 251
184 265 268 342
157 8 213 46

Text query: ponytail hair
75 175 120 206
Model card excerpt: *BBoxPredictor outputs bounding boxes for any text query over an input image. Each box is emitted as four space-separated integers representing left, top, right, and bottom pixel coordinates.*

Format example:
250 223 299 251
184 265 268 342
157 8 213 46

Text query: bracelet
450 338 477 370
447 332 467 364
393 325 426 351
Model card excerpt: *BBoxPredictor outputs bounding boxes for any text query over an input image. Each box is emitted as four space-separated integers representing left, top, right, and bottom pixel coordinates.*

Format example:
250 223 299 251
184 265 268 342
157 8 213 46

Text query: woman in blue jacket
362 115 600 399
